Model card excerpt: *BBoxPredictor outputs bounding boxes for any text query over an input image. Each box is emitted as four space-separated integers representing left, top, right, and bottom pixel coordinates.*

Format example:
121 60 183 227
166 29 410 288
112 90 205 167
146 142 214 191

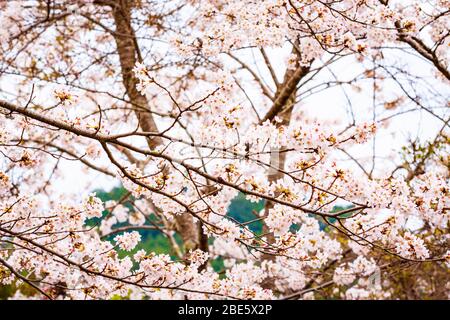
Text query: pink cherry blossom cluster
0 0 448 300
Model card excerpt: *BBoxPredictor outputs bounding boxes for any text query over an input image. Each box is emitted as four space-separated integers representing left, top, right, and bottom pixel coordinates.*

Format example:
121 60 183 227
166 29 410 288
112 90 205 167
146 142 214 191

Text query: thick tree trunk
260 51 310 290
262 94 295 247
110 0 200 254
111 0 162 150
261 56 309 251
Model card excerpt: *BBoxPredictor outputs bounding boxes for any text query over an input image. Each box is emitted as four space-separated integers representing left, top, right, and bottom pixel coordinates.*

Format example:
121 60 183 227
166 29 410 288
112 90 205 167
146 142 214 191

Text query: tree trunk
260 50 310 289
110 0 200 255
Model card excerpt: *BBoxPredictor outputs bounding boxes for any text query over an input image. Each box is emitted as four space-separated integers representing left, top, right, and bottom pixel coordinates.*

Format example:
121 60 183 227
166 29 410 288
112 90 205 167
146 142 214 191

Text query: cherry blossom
0 0 448 301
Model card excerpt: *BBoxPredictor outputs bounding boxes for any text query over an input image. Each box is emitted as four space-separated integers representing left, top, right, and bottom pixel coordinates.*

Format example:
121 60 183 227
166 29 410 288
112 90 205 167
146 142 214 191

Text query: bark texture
110 0 200 254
